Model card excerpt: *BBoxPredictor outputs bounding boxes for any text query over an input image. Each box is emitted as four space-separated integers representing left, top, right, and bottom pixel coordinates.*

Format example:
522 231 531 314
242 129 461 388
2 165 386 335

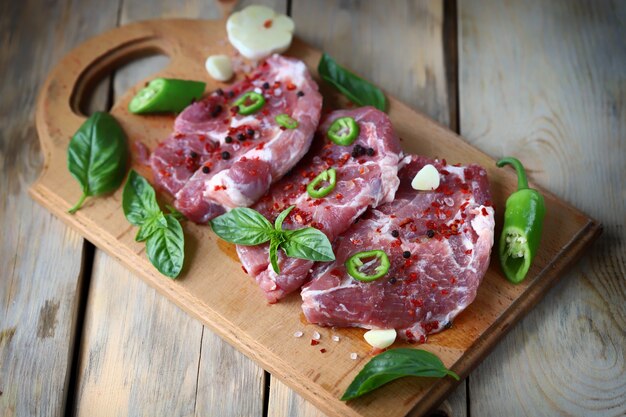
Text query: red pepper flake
441 289 449 295
440 169 450 175
335 193 343 200
214 185 227 191
450 277 456 284
320 348 327 353
286 82 296 91
419 335 426 343
404 259 413 267
256 143 265 150
465 249 473 255
407 272 418 282
311 339 320 346
481 207 489 216
399 218 413 227
241 266 248 274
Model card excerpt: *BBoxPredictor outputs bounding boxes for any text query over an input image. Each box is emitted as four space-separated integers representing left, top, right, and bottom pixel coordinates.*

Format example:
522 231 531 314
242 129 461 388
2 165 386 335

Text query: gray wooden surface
1 1 624 416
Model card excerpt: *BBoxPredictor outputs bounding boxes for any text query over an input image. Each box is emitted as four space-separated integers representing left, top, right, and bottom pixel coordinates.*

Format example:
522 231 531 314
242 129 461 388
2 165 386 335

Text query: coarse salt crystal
293 331 303 338
332 335 340 342
274 88 282 96
254 87 262 94
312 331 321 340
350 352 358 360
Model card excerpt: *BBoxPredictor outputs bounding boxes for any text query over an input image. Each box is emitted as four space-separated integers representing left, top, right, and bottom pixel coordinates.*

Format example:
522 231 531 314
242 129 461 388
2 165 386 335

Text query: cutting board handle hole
72 43 170 116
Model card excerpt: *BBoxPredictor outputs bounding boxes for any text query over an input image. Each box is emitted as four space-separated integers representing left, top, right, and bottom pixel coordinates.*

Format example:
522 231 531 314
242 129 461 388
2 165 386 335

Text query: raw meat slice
150 54 323 223
237 107 403 303
301 156 495 342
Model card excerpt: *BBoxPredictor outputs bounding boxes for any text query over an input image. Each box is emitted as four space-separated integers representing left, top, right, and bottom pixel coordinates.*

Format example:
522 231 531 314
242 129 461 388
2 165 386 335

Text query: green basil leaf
210 207 274 245
282 227 335 262
341 348 459 401
146 214 184 278
123 170 161 226
274 205 295 230
318 53 387 112
135 212 167 242
165 204 186 221
68 112 128 213
269 238 281 274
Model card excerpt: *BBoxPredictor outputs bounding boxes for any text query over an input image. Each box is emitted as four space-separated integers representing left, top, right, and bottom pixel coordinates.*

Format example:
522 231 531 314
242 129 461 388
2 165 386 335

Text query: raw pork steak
237 107 403 303
150 54 322 223
301 156 495 342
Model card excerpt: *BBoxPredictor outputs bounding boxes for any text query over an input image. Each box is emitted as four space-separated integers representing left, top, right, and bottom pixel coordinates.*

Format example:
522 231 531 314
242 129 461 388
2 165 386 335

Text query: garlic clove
363 329 397 349
205 55 234 82
411 164 440 191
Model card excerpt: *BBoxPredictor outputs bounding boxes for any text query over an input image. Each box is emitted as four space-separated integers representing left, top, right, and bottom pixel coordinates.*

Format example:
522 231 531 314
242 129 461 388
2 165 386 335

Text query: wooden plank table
1 1 624 416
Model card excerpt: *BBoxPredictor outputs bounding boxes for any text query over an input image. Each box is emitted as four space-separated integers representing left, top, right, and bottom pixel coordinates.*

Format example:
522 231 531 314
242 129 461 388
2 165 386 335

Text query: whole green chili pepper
496 157 546 283
128 78 205 114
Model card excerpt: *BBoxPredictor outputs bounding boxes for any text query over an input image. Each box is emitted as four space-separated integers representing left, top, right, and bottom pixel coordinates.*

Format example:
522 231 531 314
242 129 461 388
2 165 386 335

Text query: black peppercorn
202 166 210 174
296 91 304 97
224 136 233 143
426 229 435 238
221 151 231 160
247 128 255 137
262 82 270 89
237 133 246 141
389 277 397 284
403 251 411 259
391 230 399 238
366 147 375 156
211 104 223 118
190 151 198 159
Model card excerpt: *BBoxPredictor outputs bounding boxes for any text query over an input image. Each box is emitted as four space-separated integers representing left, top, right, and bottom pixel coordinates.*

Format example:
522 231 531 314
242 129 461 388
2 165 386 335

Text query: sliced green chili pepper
233 91 265 115
276 114 299 129
327 116 359 146
128 78 205 114
307 168 337 198
496 157 546 284
346 250 390 282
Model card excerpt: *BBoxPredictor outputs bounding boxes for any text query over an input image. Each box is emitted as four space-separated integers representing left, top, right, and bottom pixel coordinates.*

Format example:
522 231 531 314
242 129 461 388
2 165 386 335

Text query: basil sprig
210 205 335 274
122 170 184 278
67 112 128 213
318 53 387 112
341 348 459 401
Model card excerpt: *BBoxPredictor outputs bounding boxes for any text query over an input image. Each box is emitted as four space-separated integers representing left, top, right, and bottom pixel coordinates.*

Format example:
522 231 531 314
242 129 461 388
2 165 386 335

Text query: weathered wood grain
459 1 626 416
269 2 466 416
71 2 280 417
0 1 120 416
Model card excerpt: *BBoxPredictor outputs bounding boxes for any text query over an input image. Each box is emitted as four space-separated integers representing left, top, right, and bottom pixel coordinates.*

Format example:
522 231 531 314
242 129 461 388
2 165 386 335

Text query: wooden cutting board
30 18 601 417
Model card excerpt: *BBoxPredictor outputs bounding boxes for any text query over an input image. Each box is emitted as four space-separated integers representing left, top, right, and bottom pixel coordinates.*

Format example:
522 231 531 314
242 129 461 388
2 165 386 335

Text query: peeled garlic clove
205 55 233 82
226 5 295 61
411 164 440 190
363 329 397 349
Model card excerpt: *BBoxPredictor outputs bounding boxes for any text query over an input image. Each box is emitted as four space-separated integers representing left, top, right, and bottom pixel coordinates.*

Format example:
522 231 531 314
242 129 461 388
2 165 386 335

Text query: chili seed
426 229 435 238
297 91 305 97
202 166 210 174
403 251 411 259
190 151 198 158
247 128 255 137
221 151 231 160
237 133 246 141
262 82 270 89
391 230 399 238
224 136 233 143
366 147 375 156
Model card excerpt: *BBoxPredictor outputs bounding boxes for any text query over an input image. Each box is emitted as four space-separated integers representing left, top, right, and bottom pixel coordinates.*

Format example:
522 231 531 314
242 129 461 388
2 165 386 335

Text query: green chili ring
276 114 299 129
234 91 266 115
327 116 359 146
307 168 337 198
346 250 390 282
496 157 546 284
